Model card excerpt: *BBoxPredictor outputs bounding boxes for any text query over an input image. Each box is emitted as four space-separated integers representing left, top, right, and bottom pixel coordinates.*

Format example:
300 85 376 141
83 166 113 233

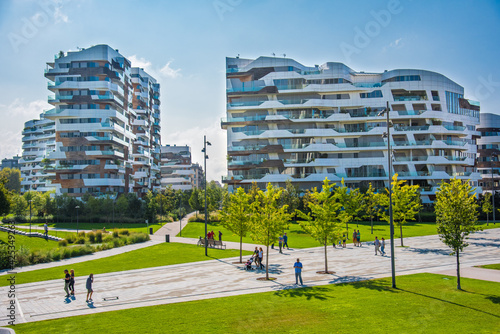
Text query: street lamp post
379 102 396 289
491 154 497 222
179 196 182 237
75 205 80 234
29 199 32 236
202 135 211 256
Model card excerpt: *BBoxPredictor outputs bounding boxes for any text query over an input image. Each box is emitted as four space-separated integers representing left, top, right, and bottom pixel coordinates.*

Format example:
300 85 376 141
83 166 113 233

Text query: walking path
1 228 498 326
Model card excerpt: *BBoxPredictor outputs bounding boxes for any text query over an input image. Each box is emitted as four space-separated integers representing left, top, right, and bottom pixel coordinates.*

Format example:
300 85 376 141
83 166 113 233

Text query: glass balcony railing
394 125 430 131
396 110 426 116
393 96 428 101
336 142 386 148
228 101 266 107
228 145 267 152
278 99 309 105
352 82 382 88
443 125 466 131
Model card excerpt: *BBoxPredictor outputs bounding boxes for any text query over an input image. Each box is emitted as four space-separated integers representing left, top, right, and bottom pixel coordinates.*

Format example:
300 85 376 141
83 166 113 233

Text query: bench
196 238 225 249
214 240 226 249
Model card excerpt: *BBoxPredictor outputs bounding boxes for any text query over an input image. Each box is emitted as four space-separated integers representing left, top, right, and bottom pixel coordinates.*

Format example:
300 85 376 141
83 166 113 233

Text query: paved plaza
1 228 499 326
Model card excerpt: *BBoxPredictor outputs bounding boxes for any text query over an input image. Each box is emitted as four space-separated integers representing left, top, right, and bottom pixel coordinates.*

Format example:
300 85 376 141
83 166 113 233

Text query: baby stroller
245 257 254 270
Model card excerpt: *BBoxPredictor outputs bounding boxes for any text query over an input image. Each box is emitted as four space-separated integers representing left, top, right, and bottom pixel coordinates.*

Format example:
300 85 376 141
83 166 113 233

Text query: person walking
356 230 361 247
352 230 357 246
253 247 260 267
374 236 381 255
218 230 222 242
69 269 75 296
86 273 94 303
278 235 284 253
381 237 386 256
342 234 346 248
294 258 303 285
44 223 48 239
258 247 264 269
283 233 289 249
63 269 70 298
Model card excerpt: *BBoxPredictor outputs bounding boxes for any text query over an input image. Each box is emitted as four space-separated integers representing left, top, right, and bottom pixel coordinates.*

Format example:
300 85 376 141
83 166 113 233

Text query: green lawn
10 273 500 333
7 221 164 234
481 263 500 270
0 231 60 251
13 227 76 240
0 243 251 286
180 220 499 248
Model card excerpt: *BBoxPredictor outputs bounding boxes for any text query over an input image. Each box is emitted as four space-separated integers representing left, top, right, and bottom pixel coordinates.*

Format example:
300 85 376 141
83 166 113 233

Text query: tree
189 188 202 214
281 179 301 219
364 183 381 234
0 168 21 193
337 179 364 237
251 183 291 280
144 191 158 224
0 184 10 216
115 194 128 217
296 178 345 273
219 187 255 263
10 194 27 217
481 192 492 226
379 174 422 246
435 178 480 290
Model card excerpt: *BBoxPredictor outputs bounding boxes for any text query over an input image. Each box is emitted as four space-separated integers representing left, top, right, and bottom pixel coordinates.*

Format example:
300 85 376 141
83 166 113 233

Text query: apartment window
360 90 383 98
382 75 421 83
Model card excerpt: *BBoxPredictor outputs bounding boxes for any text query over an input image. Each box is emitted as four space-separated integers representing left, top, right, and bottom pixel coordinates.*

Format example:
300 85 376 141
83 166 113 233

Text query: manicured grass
0 243 251 287
9 221 164 234
10 273 500 333
13 227 76 240
0 231 60 251
481 263 500 270
180 220 500 248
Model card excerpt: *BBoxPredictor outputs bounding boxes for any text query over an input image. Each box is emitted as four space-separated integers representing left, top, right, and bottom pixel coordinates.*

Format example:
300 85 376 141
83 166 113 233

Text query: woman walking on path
63 269 70 298
258 247 264 269
381 237 386 255
356 230 361 247
69 269 75 296
86 274 94 303
352 230 357 246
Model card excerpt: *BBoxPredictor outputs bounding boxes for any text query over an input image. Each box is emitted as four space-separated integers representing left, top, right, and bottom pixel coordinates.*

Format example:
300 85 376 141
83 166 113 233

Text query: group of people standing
374 236 386 256
271 233 289 253
207 230 222 241
252 247 264 269
63 269 94 303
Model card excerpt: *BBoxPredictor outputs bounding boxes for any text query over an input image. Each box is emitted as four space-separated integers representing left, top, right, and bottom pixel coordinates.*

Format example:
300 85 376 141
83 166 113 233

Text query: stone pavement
1 228 498 326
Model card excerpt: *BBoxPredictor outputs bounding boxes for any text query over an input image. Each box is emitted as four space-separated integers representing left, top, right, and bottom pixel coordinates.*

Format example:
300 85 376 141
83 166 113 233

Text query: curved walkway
1 228 499 326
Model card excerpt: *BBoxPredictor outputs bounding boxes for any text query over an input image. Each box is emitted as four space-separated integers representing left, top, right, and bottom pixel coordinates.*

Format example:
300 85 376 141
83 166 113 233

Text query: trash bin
165 234 170 243
149 227 153 235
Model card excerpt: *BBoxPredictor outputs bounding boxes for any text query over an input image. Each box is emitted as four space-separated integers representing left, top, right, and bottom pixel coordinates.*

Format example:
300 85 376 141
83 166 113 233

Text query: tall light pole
75 205 80 234
491 153 497 222
379 101 396 289
28 198 32 236
202 135 211 256
179 195 182 237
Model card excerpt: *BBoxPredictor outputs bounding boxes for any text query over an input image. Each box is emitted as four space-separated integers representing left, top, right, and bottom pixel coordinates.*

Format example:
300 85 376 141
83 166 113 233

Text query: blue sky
1 0 499 181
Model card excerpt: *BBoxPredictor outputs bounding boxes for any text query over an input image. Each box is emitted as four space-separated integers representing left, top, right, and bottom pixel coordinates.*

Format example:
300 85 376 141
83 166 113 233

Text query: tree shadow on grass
399 288 500 318
404 248 451 256
273 285 333 301
333 276 400 293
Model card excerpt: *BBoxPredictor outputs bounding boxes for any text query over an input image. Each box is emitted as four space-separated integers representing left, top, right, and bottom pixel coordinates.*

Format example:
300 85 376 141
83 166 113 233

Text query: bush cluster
187 212 221 223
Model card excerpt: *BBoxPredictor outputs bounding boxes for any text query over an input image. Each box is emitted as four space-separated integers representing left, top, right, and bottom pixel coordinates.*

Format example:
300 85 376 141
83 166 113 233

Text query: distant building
160 145 203 191
1 156 21 170
477 113 500 193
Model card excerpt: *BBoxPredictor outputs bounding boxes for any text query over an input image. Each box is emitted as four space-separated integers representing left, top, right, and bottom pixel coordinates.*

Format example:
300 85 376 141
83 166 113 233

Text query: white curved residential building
20 114 56 193
477 113 500 193
222 57 481 202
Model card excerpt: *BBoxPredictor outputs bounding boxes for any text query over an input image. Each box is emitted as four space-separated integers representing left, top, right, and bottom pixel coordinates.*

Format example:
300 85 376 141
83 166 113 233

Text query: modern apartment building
160 145 202 191
477 113 500 193
43 45 160 197
19 114 56 193
222 56 481 202
1 156 21 170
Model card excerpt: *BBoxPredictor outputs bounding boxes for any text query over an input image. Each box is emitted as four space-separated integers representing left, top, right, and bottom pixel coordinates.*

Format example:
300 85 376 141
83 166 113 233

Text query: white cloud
128 55 153 72
162 121 226 182
389 37 404 48
54 5 69 23
160 61 182 79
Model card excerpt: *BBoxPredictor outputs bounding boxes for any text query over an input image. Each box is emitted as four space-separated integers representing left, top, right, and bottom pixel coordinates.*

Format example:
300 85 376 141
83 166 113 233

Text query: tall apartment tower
477 113 500 193
160 145 202 191
43 45 160 197
19 114 56 193
222 57 481 203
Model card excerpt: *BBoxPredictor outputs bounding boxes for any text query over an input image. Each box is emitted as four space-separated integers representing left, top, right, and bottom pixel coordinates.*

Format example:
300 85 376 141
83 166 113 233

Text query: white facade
20 114 56 193
477 113 500 192
223 57 481 202
160 145 202 191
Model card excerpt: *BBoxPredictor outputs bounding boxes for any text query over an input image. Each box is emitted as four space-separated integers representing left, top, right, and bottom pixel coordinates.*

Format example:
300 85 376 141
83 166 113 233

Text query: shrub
58 239 68 247
52 249 61 261
113 239 121 248
96 231 103 243
78 231 86 238
37 249 52 264
209 211 220 222
76 237 86 244
66 234 76 244
119 229 129 236
15 246 30 267
112 231 119 238
103 235 113 243
87 232 95 243
62 248 72 259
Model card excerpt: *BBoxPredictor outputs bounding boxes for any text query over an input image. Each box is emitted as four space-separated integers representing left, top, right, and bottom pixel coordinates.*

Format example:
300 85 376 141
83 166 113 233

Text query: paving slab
0 228 498 326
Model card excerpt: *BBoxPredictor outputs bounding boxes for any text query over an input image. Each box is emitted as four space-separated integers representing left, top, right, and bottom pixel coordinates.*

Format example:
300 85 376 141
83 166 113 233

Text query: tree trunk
370 217 373 234
346 222 349 239
239 235 242 263
487 214 489 226
266 244 269 280
456 249 461 290
324 241 328 273
400 225 404 247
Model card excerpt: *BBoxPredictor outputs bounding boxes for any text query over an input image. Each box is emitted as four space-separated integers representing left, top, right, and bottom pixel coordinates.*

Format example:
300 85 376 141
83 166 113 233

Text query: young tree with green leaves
220 187 255 263
0 168 21 193
10 193 27 217
0 184 10 216
296 178 345 273
251 183 291 280
337 179 364 236
281 179 301 219
435 178 480 290
364 183 381 234
481 192 493 226
379 174 422 246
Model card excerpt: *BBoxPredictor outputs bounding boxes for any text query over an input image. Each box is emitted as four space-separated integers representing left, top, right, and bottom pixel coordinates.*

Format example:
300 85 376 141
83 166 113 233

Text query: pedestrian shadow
399 288 500 318
87 302 96 308
63 297 72 304
404 248 451 256
267 263 285 275
273 285 333 301
468 237 500 243
468 242 500 248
